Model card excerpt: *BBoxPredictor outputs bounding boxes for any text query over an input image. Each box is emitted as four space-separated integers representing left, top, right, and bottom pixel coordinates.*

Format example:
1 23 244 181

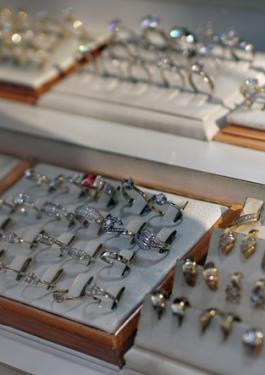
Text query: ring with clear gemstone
41 201 76 227
121 177 150 206
188 62 214 97
134 226 170 253
24 168 69 193
0 231 32 247
100 249 136 275
240 78 265 109
12 193 41 217
242 329 264 356
143 194 188 219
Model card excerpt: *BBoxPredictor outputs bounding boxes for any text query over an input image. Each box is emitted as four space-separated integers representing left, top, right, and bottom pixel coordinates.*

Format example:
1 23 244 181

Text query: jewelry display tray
122 201 265 375
38 59 264 142
0 36 106 104
0 162 239 367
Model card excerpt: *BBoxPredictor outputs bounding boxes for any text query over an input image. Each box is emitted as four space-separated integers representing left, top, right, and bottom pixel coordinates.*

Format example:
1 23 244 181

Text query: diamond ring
188 62 214 98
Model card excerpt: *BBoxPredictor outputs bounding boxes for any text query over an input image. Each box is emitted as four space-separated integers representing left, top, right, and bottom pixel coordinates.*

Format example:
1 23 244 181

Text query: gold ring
220 313 241 341
202 262 219 291
182 258 198 287
199 308 224 334
150 289 168 320
240 229 258 259
219 229 237 255
240 78 265 109
242 329 264 356
250 279 265 308
225 272 243 304
171 297 190 326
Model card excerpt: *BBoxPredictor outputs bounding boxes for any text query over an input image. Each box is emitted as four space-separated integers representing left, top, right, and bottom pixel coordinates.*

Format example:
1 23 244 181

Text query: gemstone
13 193 29 206
24 168 34 179
242 329 264 353
75 206 103 223
251 282 265 307
191 62 203 73
82 173 97 188
41 202 62 218
24 271 38 284
122 178 134 190
141 15 160 29
108 19 121 31
135 227 165 251
153 193 167 205
1 232 20 244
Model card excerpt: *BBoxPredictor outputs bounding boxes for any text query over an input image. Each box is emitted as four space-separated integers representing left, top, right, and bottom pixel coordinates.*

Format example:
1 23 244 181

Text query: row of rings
182 258 265 307
0 251 123 310
10 169 189 219
150 290 263 355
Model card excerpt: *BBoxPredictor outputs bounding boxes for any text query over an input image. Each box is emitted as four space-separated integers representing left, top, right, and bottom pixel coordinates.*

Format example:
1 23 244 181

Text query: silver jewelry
143 193 188 220
12 193 42 217
24 168 69 193
41 201 76 227
141 15 169 49
134 226 174 253
22 268 64 290
0 231 32 247
100 249 136 275
188 62 214 98
240 78 265 110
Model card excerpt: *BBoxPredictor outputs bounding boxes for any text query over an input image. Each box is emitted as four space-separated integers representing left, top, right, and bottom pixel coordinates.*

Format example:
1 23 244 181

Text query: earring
171 297 190 326
150 289 168 319
182 258 198 287
250 279 265 308
240 230 258 259
202 262 219 291
225 272 243 304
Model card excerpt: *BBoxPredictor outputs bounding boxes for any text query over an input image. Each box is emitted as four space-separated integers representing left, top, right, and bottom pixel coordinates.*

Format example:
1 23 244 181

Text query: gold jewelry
225 272 243 304
150 289 168 320
240 78 265 109
220 313 241 340
219 229 237 255
242 329 264 356
182 258 198 287
250 279 265 308
199 308 224 334
229 211 261 229
171 297 190 326
202 262 219 291
240 229 258 259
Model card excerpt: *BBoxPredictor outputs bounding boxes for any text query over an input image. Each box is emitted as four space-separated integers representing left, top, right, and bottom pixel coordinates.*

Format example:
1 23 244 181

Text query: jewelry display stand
0 162 239 366
0 154 29 196
0 36 106 104
38 59 264 141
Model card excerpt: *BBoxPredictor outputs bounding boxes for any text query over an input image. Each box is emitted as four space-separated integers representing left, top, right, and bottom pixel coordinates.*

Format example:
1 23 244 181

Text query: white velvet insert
0 163 227 334
0 154 19 181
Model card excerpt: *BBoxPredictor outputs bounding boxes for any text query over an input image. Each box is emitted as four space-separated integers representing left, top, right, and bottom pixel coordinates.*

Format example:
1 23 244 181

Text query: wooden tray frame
215 123 265 152
0 158 242 366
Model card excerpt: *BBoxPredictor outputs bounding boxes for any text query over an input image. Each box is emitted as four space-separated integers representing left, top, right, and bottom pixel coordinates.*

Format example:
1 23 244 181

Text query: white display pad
0 154 19 181
129 296 265 375
227 102 265 131
0 163 227 334
39 59 264 141
0 36 106 90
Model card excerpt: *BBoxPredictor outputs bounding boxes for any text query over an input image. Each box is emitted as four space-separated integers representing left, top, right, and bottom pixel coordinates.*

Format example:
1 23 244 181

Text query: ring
219 229 237 255
108 19 137 43
33 231 95 265
3 257 32 281
225 272 243 304
188 62 214 98
240 229 258 259
12 193 42 217
22 268 64 290
0 231 32 247
141 15 169 50
242 329 264 356
199 308 224 334
121 178 162 216
0 198 16 212
220 313 241 341
24 168 69 193
100 250 136 275
150 289 168 319
143 193 188 220
41 201 76 227
182 257 198 287
134 225 173 254
127 57 152 84
158 57 186 90
229 211 262 229
202 261 219 291
240 78 265 110
250 279 265 308
84 175 118 206
171 297 190 326
169 26 198 57
53 279 123 310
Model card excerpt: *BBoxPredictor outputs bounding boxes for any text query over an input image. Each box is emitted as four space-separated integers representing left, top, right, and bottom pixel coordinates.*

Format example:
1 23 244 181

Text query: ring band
171 297 190 326
188 62 214 98
202 261 219 291
182 257 198 287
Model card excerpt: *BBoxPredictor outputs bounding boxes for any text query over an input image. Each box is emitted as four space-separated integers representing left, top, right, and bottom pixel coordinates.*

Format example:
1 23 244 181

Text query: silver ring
41 201 76 227
143 194 188 220
158 57 186 90
12 193 42 217
188 62 214 98
22 268 64 290
134 226 174 253
127 57 152 84
141 16 169 50
24 168 69 193
0 231 32 247
100 250 136 275
108 19 137 43
240 78 265 109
